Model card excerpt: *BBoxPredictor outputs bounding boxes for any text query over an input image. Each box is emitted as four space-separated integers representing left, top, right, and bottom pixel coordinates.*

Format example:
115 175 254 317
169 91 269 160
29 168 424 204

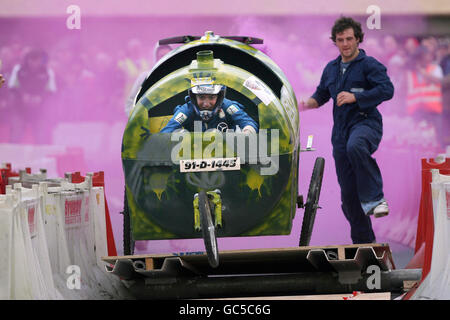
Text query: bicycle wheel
198 190 219 268
299 157 325 246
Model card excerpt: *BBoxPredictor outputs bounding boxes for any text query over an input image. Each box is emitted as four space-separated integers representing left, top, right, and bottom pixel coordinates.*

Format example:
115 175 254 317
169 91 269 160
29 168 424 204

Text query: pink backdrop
0 15 445 254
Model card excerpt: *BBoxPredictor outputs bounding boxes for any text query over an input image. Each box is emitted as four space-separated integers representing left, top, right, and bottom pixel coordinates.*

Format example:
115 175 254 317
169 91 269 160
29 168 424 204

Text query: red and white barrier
0 194 14 299
409 170 450 299
1 162 19 195
0 166 129 300
70 172 117 257
4 185 62 299
395 157 450 300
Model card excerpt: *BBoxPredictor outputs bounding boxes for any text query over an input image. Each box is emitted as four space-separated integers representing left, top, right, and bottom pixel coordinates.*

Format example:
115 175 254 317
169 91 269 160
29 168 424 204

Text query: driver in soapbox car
160 83 259 134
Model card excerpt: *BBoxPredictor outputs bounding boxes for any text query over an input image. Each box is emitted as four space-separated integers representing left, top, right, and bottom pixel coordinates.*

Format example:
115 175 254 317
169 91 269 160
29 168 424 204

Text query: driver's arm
160 105 192 133
223 103 258 133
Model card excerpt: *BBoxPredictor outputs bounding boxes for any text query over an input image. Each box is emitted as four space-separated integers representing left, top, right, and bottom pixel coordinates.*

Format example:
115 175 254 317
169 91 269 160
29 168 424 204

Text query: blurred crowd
371 35 450 150
0 31 449 150
283 33 450 151
0 37 167 144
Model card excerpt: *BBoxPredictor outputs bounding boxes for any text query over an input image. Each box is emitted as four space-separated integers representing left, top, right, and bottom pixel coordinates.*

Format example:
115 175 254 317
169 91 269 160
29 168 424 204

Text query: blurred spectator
382 35 400 65
375 35 407 116
0 70 7 140
118 38 151 112
0 46 16 80
404 37 420 56
52 54 95 123
88 51 125 121
48 42 91 123
124 43 172 117
1 20 449 150
7 48 57 144
406 45 444 148
439 41 450 147
361 37 384 61
0 53 12 142
421 36 439 62
385 48 408 116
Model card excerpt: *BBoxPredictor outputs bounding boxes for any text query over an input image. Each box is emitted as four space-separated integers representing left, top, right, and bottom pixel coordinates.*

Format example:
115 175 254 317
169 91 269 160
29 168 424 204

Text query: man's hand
336 91 356 106
242 125 256 134
0 74 5 88
299 97 319 111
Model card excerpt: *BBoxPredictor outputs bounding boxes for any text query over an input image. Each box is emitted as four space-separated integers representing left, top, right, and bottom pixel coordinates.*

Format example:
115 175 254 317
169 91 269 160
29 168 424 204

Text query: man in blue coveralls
160 82 258 134
302 17 394 244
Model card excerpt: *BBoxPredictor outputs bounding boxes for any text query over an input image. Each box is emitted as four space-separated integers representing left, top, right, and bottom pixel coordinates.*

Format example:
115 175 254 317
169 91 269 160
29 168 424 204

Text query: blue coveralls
160 96 259 133
312 49 394 243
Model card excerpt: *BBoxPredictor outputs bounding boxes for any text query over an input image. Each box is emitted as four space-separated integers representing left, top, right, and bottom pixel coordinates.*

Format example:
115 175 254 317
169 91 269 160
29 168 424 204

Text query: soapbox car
121 32 324 267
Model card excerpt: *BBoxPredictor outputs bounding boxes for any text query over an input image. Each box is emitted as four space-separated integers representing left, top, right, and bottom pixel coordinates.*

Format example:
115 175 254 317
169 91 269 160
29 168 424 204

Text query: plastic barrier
0 168 130 299
42 177 126 299
0 171 4 195
18 169 47 187
70 171 117 257
90 187 109 268
66 173 127 299
409 171 450 299
0 194 14 299
4 185 62 299
414 158 450 280
39 183 76 299
1 163 19 194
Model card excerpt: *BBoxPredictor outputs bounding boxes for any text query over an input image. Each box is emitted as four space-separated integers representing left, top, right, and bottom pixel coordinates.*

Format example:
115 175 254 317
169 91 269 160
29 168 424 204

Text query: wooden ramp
102 243 396 276
208 292 392 300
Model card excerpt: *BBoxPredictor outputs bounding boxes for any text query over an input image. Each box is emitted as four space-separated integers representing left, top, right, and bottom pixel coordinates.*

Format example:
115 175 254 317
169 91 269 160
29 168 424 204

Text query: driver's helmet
189 83 226 122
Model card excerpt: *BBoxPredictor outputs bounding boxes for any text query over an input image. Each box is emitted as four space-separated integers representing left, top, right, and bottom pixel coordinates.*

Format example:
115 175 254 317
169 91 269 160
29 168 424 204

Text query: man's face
196 94 218 110
335 28 359 61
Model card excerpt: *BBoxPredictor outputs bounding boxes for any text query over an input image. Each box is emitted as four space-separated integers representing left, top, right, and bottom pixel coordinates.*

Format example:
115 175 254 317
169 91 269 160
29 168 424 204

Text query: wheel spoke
299 157 325 246
199 191 219 268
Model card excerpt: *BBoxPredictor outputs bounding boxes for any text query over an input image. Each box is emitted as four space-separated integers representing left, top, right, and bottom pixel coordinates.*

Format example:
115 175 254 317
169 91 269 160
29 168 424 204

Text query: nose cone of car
197 50 214 69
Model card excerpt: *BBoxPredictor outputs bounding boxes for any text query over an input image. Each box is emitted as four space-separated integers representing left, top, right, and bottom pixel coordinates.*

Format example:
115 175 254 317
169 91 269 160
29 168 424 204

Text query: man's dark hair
331 16 365 44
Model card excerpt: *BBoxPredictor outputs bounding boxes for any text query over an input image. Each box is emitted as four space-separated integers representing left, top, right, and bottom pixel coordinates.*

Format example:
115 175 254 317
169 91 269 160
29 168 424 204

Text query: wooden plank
102 243 389 263
101 243 394 277
206 292 391 300
338 247 346 260
145 258 154 271
403 280 418 291
373 245 396 270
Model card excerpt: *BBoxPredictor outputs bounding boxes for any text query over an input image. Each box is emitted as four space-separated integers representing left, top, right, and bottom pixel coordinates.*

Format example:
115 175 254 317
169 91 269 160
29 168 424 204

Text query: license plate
180 157 240 172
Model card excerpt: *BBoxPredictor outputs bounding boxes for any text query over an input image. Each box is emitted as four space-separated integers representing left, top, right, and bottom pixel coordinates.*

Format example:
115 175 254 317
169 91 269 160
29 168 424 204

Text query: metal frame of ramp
102 243 421 299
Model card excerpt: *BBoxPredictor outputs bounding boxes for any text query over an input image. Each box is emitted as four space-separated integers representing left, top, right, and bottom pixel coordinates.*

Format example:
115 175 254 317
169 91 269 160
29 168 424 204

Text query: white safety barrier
0 175 130 300
3 184 62 299
411 170 450 299
0 194 14 299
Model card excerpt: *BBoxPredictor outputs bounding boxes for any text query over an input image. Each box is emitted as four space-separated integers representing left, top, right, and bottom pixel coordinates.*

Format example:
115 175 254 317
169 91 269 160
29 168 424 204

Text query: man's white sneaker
373 201 389 218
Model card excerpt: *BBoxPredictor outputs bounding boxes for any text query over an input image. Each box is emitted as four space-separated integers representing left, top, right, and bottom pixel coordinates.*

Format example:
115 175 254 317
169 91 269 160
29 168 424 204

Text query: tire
198 190 219 268
299 157 325 246
123 187 135 256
